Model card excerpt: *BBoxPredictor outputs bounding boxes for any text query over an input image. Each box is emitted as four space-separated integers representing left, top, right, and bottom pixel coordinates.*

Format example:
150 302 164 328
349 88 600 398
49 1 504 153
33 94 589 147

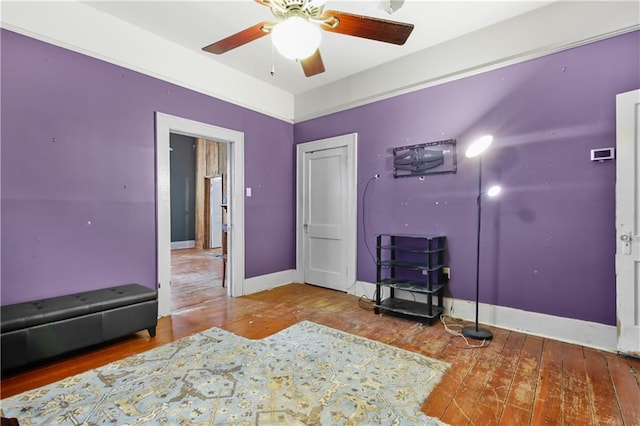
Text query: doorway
615 89 640 356
156 112 245 317
296 133 357 292
169 135 228 313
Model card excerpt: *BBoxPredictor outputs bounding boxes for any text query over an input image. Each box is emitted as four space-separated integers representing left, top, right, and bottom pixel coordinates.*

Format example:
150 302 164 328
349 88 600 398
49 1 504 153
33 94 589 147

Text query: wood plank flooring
2 249 639 425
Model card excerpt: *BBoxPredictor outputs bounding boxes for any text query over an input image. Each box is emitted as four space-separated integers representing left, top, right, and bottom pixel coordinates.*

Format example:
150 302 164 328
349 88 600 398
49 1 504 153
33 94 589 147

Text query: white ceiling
84 1 553 95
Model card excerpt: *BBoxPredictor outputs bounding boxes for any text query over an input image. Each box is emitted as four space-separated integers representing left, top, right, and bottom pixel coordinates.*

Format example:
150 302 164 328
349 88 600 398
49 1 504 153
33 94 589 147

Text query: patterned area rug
1 321 449 425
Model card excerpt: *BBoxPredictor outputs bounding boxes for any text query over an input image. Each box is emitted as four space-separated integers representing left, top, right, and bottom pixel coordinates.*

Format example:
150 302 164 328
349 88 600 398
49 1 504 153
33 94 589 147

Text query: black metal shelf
379 244 446 254
375 234 447 325
376 298 443 320
378 279 444 294
379 260 445 272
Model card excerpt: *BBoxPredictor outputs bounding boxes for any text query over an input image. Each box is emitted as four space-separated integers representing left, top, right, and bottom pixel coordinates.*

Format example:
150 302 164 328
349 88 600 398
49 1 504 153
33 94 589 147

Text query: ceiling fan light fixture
272 16 321 60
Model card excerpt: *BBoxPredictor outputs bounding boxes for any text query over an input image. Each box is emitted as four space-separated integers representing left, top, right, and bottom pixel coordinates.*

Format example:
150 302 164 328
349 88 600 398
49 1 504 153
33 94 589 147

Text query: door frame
156 112 245 317
296 133 358 292
615 89 640 356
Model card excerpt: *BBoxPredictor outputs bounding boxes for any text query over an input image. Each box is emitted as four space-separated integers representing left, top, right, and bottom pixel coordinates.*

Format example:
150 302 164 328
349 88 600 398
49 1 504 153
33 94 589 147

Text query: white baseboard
350 280 389 300
243 269 297 295
443 297 618 352
350 281 618 352
171 240 195 249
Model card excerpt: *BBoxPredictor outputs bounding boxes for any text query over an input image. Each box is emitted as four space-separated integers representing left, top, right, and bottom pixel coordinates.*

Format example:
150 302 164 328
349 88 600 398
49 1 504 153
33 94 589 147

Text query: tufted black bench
1 284 157 373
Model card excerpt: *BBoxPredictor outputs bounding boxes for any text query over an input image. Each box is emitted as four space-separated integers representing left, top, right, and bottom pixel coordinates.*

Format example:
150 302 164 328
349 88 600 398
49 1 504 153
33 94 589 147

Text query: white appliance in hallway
210 176 223 248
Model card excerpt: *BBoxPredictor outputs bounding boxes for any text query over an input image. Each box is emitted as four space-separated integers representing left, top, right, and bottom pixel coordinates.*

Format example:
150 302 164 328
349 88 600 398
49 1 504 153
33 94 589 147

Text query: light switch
246 187 252 197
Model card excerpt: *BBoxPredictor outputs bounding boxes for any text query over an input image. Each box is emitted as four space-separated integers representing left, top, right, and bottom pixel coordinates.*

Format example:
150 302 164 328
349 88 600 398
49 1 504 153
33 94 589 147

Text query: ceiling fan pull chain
270 42 276 76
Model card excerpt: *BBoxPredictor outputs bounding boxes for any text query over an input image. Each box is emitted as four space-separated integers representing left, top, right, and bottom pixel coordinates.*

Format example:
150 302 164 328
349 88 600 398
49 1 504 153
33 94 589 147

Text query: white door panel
616 89 640 356
304 146 347 289
297 134 357 293
308 224 342 240
308 238 343 278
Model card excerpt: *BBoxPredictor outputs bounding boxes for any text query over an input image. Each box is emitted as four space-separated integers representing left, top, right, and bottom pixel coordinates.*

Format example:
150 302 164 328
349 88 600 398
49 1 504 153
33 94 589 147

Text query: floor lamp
462 135 501 341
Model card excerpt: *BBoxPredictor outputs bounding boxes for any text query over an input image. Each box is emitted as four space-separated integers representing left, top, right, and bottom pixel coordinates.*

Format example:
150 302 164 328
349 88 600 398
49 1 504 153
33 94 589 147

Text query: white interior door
298 134 357 292
616 88 640 356
210 176 222 248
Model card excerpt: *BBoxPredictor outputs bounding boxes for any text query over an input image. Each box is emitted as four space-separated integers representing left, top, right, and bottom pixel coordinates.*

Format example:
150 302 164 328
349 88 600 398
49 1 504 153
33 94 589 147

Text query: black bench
1 284 157 372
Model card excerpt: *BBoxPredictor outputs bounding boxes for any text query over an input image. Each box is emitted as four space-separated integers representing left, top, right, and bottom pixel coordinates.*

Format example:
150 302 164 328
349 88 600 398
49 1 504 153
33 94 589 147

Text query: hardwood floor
2 250 639 425
170 247 224 313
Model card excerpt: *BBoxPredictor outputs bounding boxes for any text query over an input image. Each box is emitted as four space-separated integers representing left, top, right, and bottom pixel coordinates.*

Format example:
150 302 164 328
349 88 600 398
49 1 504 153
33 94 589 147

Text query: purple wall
3 28 638 326
1 29 295 304
294 31 640 326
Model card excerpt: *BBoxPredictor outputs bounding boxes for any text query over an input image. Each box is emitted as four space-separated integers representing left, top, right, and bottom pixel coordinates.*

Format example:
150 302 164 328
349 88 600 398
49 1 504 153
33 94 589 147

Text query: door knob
620 232 633 255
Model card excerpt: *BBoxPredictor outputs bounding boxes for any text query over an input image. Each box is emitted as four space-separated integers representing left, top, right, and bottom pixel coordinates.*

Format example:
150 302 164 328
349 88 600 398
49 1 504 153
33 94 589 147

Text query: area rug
1 321 449 425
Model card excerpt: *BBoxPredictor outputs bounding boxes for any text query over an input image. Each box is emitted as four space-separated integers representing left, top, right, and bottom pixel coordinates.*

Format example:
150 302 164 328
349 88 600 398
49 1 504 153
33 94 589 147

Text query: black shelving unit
374 234 447 323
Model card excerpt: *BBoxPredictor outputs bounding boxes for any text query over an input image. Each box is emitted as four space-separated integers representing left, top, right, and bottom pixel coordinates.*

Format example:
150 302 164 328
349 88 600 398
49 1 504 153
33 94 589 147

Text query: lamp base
462 325 493 340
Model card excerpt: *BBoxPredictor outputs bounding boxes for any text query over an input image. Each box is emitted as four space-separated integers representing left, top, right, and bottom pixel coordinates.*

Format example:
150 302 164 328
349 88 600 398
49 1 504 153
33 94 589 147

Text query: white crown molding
0 0 294 122
294 1 640 122
2 2 637 124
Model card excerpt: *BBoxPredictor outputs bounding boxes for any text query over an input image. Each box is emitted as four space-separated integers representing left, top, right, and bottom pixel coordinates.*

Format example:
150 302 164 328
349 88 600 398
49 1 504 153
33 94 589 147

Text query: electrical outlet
443 267 451 280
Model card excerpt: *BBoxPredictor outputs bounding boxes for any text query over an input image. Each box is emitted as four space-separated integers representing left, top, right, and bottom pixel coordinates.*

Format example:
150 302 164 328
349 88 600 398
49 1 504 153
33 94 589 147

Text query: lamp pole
462 152 494 340
474 156 483 331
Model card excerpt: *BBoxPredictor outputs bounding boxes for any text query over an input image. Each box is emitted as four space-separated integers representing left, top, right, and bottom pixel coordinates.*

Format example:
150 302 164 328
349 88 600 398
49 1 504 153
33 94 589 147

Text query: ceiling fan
202 0 414 77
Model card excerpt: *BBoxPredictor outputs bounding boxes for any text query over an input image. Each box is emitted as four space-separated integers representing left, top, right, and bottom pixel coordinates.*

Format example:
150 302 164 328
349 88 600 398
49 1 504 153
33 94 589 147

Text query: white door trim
296 134 358 292
615 89 640 356
156 112 245 317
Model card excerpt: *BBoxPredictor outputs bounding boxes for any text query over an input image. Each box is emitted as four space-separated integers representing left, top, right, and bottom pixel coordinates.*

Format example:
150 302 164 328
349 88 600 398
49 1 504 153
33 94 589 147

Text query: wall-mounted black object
393 139 457 178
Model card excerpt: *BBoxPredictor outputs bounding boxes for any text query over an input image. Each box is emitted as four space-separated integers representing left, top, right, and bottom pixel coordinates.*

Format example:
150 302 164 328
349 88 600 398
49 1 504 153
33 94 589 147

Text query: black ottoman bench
1 284 157 373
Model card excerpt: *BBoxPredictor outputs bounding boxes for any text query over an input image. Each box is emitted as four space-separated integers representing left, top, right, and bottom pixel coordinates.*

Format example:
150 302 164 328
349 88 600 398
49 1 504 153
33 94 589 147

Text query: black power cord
359 174 381 311
362 174 380 264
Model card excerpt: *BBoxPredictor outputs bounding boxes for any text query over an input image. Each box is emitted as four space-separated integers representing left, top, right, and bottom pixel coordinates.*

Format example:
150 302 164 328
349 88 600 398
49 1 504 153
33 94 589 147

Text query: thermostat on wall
590 147 615 161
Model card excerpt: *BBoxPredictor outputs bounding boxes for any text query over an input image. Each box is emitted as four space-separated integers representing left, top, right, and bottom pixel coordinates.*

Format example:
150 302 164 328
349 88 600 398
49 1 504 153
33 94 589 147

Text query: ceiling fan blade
254 0 271 7
202 21 274 54
301 49 325 77
321 10 414 45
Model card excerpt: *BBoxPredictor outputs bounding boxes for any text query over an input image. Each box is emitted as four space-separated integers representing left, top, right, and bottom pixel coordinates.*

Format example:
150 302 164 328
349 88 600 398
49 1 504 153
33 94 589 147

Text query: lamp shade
465 135 493 158
272 17 321 60
487 185 502 197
